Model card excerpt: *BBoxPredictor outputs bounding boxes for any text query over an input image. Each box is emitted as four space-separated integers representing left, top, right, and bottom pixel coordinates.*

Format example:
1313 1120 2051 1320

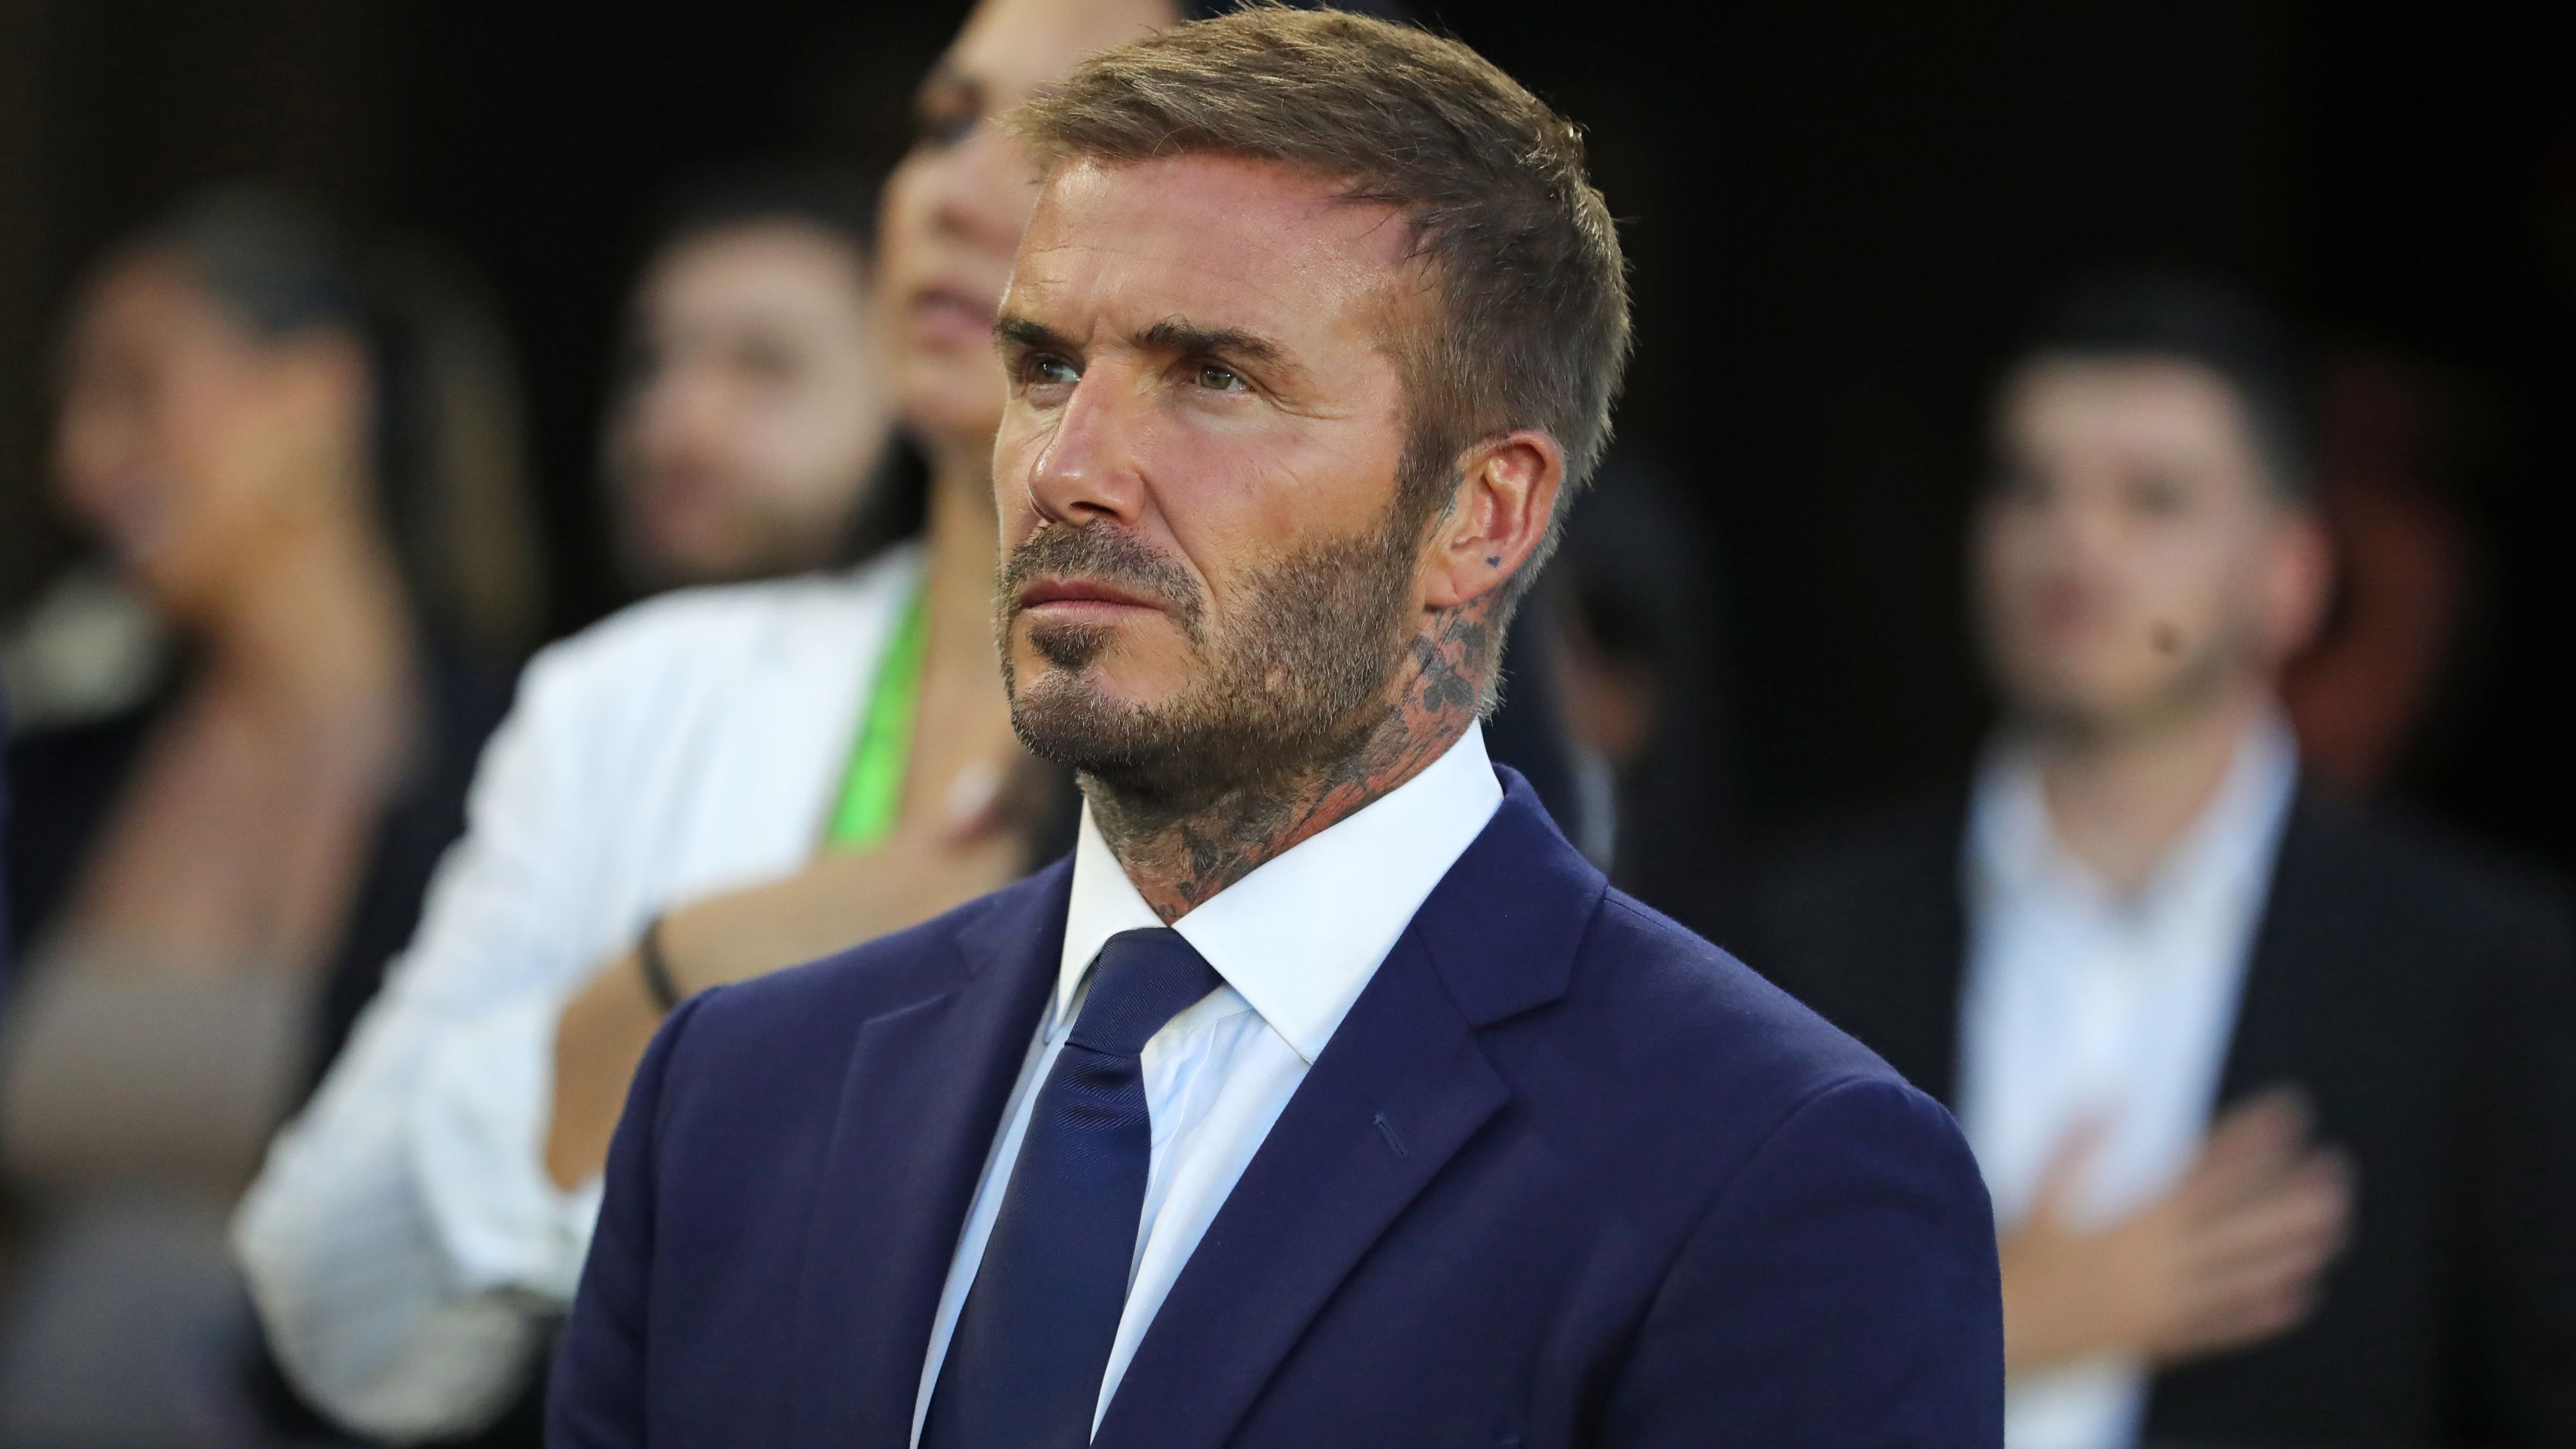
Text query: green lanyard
822 586 929 849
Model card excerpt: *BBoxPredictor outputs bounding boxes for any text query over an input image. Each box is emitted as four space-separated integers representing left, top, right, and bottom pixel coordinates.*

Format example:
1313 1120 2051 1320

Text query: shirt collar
1056 723 1504 1063
1969 708 2299 920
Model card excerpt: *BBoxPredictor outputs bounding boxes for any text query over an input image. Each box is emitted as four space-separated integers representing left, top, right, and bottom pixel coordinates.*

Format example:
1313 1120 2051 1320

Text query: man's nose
1026 371 1148 529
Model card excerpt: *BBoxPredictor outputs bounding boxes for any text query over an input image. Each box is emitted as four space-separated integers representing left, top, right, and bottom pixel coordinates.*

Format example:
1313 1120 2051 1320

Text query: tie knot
1067 928 1221 1057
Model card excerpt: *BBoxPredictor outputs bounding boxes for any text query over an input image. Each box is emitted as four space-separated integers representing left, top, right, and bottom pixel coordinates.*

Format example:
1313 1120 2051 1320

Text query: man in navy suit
551 9 2002 1446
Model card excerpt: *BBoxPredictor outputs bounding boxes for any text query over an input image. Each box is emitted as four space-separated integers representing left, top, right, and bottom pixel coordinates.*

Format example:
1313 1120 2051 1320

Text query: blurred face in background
875 0 1175 460
602 220 890 589
54 250 370 623
1974 355 2326 741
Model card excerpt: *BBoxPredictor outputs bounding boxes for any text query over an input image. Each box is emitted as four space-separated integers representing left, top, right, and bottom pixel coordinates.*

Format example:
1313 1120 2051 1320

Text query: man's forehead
1010 154 1417 319
2008 357 2256 456
1020 156 1411 280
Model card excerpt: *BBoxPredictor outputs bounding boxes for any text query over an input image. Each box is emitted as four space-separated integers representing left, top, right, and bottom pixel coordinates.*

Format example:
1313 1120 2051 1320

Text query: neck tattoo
1087 601 1497 923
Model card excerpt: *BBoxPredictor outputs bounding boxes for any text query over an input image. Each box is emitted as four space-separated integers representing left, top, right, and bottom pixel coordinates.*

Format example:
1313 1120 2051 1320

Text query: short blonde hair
1008 5 1631 597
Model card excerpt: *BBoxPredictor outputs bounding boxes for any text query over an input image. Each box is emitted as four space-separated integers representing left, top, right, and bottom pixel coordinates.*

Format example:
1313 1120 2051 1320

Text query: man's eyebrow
1134 318 1295 376
993 315 1073 353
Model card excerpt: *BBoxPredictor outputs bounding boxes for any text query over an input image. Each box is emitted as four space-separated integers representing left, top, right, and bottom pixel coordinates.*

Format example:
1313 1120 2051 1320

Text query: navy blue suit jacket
551 770 2002 1447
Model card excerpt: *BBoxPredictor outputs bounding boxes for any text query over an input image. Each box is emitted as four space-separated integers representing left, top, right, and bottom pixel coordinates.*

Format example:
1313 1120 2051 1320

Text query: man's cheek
990 429 1042 517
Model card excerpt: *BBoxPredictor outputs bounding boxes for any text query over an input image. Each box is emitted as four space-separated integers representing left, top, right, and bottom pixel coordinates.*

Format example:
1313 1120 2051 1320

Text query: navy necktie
921 927 1221 1449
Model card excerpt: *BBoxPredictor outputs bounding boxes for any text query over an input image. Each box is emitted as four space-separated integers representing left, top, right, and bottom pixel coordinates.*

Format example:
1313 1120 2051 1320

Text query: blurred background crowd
1 1 2572 1447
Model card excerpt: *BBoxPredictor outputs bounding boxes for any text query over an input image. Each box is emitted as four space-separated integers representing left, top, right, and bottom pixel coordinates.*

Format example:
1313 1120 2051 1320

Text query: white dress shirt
233 547 922 1441
908 724 1504 1445
1954 713 2297 1449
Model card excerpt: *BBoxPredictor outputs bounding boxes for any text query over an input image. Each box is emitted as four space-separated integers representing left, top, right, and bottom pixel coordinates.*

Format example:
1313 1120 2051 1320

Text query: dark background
3 0 2569 868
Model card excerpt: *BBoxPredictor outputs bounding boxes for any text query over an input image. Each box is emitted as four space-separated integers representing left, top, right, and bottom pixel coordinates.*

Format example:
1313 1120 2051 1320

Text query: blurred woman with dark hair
0 186 537 1440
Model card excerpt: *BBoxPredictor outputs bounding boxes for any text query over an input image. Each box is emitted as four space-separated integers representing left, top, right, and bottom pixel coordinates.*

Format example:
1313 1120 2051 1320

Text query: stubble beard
2007 603 2261 753
998 508 1422 814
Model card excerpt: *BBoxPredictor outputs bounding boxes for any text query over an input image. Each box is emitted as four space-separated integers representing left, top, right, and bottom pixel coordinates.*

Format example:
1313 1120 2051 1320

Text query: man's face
602 222 888 588
1974 356 2320 737
875 0 1174 454
991 153 1432 796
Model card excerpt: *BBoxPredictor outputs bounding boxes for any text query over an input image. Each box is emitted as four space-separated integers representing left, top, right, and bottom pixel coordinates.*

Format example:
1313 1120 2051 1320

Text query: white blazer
234 545 922 1441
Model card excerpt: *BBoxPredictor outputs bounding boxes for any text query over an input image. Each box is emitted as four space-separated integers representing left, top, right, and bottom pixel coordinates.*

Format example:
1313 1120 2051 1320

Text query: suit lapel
1094 932 1507 1449
782 863 1069 1448
2146 788 2368 1438
2207 790 2335 1106
1093 778 1596 1449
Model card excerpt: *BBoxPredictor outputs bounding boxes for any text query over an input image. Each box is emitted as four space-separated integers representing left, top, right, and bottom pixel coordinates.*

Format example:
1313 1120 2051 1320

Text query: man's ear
2261 502 2334 664
1421 429 1564 610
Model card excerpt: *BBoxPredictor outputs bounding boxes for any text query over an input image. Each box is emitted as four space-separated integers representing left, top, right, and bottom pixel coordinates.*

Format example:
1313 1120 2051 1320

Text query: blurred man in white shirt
1754 274 2576 1448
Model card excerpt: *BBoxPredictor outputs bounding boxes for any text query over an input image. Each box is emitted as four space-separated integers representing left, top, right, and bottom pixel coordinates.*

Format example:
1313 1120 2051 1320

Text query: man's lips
1018 576 1167 616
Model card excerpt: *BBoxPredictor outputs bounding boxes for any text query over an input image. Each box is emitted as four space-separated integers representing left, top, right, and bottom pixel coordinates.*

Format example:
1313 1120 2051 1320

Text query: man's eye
1195 364 1244 392
1026 356 1079 387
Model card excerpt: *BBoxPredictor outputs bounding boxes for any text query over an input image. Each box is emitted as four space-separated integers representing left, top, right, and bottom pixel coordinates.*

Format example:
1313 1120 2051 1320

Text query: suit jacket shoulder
1521 888 1913 1164
1539 895 2000 1448
2149 786 2576 1446
553 780 2003 1449
2272 788 2570 965
1379 794 1936 1249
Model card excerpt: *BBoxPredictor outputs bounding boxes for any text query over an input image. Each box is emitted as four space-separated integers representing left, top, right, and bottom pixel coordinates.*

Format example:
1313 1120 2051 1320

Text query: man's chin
1010 675 1164 775
1020 615 1116 673
2008 676 2218 744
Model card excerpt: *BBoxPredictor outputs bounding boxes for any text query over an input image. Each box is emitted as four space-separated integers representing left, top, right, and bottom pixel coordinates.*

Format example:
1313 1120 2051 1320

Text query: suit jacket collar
2206 786 2337 1110
1411 766 1601 1026
1967 714 2298 926
2145 787 2372 1437
1910 780 2328 1114
1874 767 2316 1114
1055 723 1506 1063
1095 767 1605 1448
